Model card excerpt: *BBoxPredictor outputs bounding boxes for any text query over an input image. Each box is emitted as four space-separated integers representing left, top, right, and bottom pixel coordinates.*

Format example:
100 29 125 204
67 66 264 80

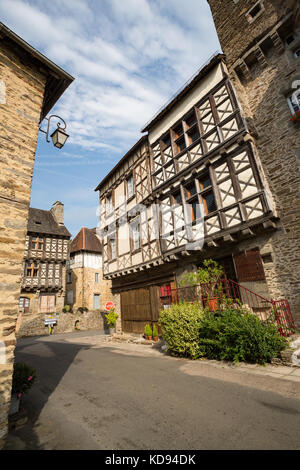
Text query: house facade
0 23 73 445
96 53 292 334
19 202 70 318
66 227 114 314
207 0 300 321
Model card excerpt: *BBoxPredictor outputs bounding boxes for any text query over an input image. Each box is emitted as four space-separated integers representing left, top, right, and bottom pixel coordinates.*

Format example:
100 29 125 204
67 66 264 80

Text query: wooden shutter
233 249 265 282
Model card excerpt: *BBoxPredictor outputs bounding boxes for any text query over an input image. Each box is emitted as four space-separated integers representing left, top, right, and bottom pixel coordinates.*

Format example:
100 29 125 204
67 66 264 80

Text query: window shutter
233 249 265 282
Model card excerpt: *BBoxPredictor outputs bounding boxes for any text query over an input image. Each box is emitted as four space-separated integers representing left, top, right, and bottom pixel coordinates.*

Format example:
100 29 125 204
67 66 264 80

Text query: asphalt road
4 331 300 450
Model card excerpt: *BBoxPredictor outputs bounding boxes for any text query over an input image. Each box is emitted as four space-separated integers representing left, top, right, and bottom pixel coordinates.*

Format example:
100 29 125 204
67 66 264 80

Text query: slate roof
28 208 71 237
70 227 102 254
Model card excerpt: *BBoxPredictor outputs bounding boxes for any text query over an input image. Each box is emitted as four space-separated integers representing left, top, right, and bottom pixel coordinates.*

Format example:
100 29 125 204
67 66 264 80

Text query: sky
0 0 221 238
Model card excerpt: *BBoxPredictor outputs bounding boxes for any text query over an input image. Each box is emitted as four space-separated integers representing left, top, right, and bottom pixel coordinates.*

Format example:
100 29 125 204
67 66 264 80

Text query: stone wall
16 310 107 338
65 266 121 332
208 0 300 325
0 40 47 446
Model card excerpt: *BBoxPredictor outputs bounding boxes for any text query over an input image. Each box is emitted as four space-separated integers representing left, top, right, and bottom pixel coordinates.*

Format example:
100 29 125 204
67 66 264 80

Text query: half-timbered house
19 201 70 315
96 52 296 334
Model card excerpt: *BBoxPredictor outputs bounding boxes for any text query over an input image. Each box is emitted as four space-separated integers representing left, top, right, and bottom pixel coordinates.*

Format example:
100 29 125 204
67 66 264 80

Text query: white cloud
0 0 220 153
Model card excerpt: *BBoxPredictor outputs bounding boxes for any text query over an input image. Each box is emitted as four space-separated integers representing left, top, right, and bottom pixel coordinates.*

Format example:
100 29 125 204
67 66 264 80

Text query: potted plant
10 362 36 415
144 324 152 341
179 259 224 311
62 305 70 313
105 308 118 335
152 324 159 342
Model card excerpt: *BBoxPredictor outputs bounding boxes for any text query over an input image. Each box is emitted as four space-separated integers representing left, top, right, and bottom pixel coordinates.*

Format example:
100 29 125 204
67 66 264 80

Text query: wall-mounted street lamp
39 115 69 149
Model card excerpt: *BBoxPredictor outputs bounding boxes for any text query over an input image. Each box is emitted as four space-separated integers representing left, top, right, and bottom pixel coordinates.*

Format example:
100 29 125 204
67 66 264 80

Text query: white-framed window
287 89 300 114
95 272 99 283
127 174 135 199
93 294 100 309
130 220 140 251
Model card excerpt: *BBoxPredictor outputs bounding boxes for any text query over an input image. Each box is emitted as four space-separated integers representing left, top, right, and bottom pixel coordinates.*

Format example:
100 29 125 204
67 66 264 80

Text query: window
67 272 72 283
26 261 39 277
246 1 264 23
130 221 140 251
106 194 113 214
294 48 300 59
173 123 186 155
126 174 135 199
185 183 198 221
31 236 44 251
184 112 200 146
285 34 296 46
19 297 30 310
199 175 217 215
287 89 300 114
95 272 99 283
93 294 100 309
172 191 182 205
108 235 116 260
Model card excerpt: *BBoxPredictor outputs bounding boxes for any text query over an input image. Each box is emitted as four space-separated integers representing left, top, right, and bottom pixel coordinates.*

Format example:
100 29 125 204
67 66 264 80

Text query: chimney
51 201 64 226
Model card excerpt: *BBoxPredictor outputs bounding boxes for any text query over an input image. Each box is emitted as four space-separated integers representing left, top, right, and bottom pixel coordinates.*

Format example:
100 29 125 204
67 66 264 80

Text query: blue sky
0 0 221 238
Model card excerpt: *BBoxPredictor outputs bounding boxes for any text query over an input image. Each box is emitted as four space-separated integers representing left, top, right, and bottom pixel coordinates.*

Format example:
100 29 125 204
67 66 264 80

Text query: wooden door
39 294 56 313
121 288 152 333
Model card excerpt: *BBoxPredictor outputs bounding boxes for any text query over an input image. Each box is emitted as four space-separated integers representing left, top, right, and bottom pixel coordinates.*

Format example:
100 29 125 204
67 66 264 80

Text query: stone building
18 202 70 320
66 227 116 321
0 23 73 445
96 37 299 333
207 0 300 321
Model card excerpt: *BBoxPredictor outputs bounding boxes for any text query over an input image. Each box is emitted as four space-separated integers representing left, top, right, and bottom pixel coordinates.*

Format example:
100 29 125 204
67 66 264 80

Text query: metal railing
160 279 296 337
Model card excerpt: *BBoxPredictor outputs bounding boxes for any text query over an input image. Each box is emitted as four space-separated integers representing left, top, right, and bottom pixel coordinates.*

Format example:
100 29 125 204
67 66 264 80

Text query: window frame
130 218 141 253
126 173 135 200
26 261 39 278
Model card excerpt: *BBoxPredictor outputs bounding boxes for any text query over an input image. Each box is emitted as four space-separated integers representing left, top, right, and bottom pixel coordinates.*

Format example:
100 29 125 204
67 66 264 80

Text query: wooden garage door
121 286 160 334
39 294 56 313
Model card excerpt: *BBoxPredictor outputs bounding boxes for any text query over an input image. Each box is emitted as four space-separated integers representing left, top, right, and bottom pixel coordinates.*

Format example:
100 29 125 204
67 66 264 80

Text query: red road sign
105 301 115 311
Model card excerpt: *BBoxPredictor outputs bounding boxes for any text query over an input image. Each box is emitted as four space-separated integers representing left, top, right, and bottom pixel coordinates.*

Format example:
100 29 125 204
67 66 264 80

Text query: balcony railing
160 279 296 337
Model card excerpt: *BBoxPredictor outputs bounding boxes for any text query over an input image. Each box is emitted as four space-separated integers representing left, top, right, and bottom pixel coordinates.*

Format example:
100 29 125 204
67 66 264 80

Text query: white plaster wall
149 63 224 144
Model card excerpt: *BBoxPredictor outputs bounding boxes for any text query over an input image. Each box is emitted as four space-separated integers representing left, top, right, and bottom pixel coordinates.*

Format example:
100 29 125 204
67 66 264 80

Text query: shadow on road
4 333 104 450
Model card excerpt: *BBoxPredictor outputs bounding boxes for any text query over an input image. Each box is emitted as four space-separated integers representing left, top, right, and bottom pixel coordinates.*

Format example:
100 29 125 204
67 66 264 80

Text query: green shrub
105 308 118 328
12 362 37 396
198 306 287 364
158 302 205 359
63 305 70 313
152 324 158 338
158 302 287 364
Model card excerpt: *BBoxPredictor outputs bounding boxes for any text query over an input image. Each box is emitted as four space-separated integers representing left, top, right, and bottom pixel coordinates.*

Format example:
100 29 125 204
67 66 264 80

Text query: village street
4 331 300 451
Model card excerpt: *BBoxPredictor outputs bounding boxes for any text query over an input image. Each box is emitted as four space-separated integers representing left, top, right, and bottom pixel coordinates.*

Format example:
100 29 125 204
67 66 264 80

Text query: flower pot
109 327 115 336
146 336 152 341
153 336 159 342
208 298 218 311
9 394 20 415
